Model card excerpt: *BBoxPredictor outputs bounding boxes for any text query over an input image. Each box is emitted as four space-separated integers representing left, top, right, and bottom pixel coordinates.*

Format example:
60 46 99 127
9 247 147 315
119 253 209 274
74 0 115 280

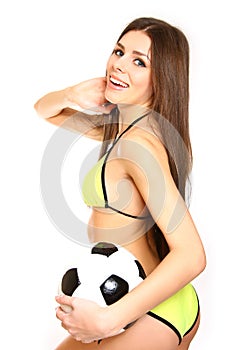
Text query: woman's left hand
55 295 118 343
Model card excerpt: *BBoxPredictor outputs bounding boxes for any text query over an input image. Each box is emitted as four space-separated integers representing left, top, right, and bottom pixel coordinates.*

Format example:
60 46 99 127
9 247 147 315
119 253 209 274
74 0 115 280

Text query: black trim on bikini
147 290 200 346
147 311 182 345
101 112 150 220
106 205 149 220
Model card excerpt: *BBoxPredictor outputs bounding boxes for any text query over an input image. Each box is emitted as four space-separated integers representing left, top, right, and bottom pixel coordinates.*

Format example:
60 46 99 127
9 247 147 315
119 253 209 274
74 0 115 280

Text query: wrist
100 305 124 336
63 86 83 109
102 288 150 333
63 87 74 108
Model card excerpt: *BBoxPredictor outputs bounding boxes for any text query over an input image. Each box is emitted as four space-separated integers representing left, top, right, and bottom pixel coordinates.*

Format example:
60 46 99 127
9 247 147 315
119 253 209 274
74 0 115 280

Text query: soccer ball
58 242 146 322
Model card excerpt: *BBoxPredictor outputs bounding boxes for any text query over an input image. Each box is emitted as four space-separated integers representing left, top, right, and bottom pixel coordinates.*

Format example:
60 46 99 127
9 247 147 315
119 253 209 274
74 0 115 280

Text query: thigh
55 314 179 350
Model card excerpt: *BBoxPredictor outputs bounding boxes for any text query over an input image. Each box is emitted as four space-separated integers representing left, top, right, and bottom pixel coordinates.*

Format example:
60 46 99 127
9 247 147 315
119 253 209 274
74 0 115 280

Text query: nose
113 55 129 73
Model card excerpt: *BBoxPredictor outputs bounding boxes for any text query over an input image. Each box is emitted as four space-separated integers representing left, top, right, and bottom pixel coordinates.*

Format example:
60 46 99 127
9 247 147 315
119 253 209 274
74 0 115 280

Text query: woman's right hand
34 77 114 119
65 77 113 113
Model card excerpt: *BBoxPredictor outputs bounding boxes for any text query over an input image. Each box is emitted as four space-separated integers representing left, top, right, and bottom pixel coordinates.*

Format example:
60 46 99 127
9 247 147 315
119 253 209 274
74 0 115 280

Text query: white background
1 0 232 348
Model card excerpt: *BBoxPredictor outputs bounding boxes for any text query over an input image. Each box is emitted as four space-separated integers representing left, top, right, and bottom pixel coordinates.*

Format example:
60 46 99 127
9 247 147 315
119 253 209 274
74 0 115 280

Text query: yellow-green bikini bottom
148 283 199 344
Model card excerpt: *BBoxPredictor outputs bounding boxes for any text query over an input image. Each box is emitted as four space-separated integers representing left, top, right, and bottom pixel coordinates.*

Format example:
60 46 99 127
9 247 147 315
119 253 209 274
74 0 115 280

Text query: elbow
192 247 207 278
34 99 51 119
34 100 44 118
200 249 207 272
34 100 42 117
34 101 38 113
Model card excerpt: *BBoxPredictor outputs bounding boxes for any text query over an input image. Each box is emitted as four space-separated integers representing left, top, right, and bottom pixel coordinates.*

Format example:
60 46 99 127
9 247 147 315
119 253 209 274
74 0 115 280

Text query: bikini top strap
101 111 150 216
112 111 150 145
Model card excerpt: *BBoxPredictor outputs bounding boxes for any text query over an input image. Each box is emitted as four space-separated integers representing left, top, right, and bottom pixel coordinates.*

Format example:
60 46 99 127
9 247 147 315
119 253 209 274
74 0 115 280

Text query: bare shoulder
120 124 170 174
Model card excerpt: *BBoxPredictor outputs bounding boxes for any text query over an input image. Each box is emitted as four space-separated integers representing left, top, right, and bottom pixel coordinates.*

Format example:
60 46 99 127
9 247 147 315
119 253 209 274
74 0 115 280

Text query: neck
117 104 149 134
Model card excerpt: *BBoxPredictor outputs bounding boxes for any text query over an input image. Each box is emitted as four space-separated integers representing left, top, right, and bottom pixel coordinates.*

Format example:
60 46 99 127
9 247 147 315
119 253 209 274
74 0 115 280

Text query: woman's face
105 30 152 107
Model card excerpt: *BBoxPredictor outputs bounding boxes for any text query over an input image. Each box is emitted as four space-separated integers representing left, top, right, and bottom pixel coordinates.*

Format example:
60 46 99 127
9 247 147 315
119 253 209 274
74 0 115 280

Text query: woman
35 17 206 350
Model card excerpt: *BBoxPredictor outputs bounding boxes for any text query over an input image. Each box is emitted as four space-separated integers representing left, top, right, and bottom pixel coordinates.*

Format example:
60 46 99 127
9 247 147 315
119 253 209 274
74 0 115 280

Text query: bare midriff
87 208 160 276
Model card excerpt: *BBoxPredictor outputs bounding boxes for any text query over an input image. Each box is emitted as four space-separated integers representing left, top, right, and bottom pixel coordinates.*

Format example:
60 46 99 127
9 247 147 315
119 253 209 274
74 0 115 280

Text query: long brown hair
100 17 192 259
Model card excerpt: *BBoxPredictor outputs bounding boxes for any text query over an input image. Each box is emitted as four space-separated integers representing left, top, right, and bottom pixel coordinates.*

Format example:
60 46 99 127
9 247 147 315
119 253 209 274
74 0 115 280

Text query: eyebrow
117 42 151 61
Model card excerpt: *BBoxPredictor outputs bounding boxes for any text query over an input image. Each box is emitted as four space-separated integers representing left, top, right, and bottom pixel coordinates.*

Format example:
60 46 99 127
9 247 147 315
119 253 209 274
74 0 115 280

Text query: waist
87 210 159 276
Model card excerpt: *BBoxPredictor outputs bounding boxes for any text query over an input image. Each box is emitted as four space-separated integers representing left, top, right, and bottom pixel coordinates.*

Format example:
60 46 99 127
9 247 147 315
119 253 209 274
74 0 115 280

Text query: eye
114 49 124 57
134 58 146 67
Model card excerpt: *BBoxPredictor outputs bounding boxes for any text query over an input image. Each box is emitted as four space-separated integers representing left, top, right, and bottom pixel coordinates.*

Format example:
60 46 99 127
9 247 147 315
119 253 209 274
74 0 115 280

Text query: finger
97 76 107 85
81 340 94 344
94 103 116 114
60 304 73 313
61 321 67 331
56 306 67 321
55 294 73 306
73 337 82 342
102 102 117 114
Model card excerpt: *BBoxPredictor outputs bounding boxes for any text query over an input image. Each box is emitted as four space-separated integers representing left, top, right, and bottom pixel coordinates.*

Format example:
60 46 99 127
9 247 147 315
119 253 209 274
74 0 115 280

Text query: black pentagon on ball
100 274 129 305
91 242 118 257
61 268 81 296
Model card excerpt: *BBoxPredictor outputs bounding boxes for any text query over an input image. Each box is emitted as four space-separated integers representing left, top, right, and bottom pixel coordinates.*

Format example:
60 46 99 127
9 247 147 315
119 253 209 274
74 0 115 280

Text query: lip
108 74 129 90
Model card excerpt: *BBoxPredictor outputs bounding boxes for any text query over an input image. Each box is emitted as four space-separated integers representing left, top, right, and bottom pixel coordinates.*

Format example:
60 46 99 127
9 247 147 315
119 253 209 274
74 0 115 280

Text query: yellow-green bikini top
82 113 150 219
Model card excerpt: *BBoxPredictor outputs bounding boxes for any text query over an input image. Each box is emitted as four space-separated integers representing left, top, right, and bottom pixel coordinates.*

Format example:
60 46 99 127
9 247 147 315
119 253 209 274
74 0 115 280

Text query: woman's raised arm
34 77 114 140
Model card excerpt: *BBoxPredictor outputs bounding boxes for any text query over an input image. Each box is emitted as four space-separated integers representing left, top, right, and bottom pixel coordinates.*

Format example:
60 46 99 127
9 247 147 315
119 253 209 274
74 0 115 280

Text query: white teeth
110 77 128 88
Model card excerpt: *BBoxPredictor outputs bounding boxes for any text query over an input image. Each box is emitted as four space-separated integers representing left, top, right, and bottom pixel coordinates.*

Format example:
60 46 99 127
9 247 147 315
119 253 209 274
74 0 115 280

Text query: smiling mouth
110 76 129 88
